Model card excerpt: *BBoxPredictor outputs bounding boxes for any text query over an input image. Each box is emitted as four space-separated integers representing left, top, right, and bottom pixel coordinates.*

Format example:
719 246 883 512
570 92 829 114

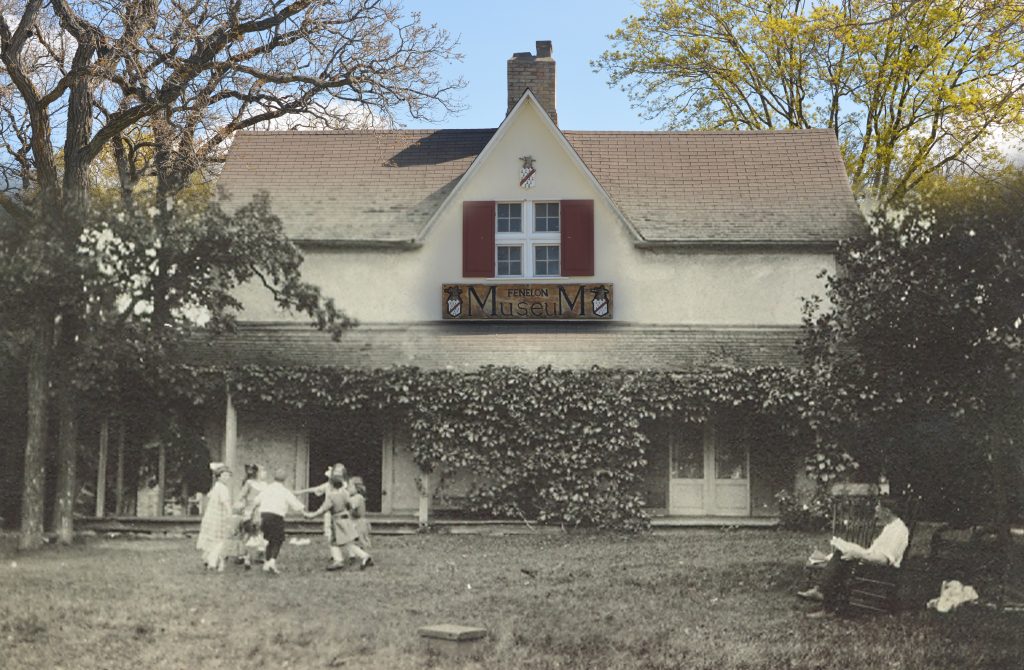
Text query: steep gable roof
218 127 863 245
220 129 493 243
565 129 862 244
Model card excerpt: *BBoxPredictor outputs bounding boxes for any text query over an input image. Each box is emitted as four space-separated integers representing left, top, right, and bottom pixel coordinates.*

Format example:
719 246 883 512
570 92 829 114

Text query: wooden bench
845 496 919 615
805 494 919 615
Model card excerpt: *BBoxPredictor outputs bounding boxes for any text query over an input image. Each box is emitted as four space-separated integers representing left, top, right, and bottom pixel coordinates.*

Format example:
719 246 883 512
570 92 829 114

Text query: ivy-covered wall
174 363 812 530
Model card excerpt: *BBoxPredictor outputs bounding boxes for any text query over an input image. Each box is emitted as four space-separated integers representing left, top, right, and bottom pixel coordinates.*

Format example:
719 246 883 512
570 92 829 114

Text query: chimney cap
536 40 552 58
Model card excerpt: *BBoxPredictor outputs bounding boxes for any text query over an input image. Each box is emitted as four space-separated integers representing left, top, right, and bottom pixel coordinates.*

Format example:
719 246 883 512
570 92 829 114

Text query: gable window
495 201 561 278
462 199 592 279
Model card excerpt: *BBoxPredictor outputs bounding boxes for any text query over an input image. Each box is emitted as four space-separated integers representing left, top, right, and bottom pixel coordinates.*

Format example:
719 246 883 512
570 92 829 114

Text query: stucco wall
233 101 835 326
205 410 311 499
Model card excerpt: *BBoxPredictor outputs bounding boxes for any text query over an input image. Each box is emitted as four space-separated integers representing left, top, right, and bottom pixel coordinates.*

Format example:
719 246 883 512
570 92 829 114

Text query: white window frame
494 201 561 279
495 244 523 277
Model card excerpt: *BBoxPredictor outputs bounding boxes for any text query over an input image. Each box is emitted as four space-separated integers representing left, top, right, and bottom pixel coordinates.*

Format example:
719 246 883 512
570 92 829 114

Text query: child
252 469 306 574
196 463 233 571
236 464 267 569
348 476 372 550
295 463 346 546
304 472 373 571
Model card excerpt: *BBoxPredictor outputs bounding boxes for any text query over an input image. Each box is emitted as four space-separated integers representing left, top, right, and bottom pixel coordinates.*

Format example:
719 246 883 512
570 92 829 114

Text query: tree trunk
51 311 80 544
19 317 52 550
51 381 79 544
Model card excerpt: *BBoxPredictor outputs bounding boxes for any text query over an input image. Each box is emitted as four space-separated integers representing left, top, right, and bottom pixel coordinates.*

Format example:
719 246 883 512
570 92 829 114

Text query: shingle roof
565 130 863 243
178 323 803 371
220 130 492 242
218 128 863 244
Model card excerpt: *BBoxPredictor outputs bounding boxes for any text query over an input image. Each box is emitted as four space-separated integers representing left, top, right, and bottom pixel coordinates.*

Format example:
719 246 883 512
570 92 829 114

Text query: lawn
1 528 1021 669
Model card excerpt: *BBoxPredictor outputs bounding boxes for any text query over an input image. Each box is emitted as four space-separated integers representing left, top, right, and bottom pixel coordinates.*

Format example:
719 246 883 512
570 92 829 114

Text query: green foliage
800 169 1024 521
143 363 812 531
596 0 1024 202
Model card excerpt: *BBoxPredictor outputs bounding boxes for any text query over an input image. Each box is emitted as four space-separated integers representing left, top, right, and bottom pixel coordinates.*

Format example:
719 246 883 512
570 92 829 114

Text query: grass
1 528 1022 669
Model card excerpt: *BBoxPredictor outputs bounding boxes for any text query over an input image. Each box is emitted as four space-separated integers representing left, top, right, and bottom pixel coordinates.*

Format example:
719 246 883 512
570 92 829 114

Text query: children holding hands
304 469 374 571
253 468 306 574
348 476 372 550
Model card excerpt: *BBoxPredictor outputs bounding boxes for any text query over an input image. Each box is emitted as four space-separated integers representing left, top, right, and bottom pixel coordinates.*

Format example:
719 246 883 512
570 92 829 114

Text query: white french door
668 420 750 516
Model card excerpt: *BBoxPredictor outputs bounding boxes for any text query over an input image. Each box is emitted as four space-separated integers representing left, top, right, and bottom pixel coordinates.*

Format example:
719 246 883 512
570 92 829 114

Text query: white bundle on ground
927 580 979 613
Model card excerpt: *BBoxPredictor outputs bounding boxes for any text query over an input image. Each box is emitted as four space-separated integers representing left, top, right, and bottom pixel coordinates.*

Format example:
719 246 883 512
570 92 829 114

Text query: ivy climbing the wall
151 363 816 530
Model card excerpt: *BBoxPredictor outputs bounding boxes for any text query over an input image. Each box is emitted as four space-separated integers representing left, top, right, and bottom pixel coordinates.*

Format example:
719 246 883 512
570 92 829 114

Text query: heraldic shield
590 285 610 317
445 285 463 318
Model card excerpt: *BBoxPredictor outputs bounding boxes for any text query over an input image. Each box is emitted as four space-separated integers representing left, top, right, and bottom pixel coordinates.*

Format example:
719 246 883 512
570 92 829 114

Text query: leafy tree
1 0 462 548
596 0 1024 202
800 168 1024 525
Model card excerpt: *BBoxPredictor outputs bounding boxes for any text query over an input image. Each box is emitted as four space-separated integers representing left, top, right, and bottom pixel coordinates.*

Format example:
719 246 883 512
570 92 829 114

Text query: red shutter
561 199 594 276
462 201 495 278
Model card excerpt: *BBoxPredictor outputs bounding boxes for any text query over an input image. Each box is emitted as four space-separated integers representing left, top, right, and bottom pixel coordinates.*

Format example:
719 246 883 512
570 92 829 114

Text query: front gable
418 91 636 284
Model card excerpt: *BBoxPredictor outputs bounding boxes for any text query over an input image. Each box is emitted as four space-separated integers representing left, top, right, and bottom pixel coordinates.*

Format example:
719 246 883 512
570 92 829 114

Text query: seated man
798 497 909 617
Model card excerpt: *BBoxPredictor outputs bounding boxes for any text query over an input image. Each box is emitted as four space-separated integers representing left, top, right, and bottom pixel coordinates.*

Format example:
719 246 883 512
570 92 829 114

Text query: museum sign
442 283 613 320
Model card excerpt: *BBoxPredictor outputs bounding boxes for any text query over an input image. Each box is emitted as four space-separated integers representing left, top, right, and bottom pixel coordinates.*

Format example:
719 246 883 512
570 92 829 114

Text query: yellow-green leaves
596 0 1024 204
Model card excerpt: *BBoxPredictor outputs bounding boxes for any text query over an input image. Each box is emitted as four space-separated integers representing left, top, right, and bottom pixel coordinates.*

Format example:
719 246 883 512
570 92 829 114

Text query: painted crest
445 285 463 318
590 285 610 317
519 155 536 189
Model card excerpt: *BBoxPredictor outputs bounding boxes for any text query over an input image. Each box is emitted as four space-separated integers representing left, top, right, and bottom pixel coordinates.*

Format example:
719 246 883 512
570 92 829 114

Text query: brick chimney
507 40 556 125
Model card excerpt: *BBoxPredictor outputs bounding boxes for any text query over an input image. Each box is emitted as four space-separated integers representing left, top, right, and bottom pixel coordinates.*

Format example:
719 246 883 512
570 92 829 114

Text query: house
185 41 863 523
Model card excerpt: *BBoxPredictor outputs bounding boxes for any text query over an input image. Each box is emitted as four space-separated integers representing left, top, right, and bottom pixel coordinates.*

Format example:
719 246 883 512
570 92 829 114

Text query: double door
668 421 750 516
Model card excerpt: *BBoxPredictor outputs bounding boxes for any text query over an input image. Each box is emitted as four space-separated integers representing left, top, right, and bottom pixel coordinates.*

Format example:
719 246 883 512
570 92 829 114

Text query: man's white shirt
868 518 910 567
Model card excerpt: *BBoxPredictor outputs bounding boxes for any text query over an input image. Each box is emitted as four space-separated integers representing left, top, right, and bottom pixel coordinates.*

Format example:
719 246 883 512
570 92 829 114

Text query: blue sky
397 0 657 131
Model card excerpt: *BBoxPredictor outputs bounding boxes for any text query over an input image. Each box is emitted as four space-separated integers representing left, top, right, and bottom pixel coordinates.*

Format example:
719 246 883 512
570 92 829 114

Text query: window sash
496 245 523 277
533 244 560 277
534 202 560 233
496 202 523 234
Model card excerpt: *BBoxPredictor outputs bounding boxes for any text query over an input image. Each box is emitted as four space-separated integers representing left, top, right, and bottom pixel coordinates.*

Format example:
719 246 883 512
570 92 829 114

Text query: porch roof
178 323 803 371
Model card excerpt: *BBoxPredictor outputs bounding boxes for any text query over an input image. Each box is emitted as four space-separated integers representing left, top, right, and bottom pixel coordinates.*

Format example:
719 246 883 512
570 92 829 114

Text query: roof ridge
234 127 834 137
234 128 498 136
562 128 836 136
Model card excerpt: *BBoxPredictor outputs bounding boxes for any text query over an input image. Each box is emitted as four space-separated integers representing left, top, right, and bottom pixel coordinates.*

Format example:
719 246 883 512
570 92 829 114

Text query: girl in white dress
195 464 233 571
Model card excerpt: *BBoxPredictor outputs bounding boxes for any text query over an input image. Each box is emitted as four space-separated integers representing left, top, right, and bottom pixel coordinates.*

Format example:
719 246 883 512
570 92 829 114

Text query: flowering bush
774 488 834 531
804 450 859 485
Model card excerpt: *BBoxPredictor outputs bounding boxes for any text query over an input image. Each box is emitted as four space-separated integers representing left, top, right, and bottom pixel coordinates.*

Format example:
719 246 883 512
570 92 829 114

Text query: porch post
115 417 125 515
417 471 432 526
95 416 109 517
157 442 166 517
224 390 238 482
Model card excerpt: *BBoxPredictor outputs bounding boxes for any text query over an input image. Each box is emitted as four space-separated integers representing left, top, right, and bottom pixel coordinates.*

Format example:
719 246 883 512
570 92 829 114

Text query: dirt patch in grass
0 530 1021 669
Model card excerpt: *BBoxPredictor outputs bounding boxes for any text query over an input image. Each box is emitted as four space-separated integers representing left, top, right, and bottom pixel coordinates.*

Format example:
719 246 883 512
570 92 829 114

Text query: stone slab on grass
418 624 487 641
419 624 490 661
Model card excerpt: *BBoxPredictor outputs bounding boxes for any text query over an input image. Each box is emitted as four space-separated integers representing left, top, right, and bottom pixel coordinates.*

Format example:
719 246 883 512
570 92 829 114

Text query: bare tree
1 0 463 548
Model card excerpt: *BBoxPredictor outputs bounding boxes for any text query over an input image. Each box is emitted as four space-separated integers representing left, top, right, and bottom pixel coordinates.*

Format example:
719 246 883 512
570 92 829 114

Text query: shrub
775 488 833 532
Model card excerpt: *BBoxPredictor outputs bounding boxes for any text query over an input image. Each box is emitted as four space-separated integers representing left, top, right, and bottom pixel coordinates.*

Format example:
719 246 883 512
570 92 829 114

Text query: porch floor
77 514 779 536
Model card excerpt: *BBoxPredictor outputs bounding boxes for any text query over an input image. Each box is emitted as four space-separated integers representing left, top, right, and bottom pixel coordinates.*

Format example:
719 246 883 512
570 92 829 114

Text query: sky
395 2 1024 163
396 0 657 131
